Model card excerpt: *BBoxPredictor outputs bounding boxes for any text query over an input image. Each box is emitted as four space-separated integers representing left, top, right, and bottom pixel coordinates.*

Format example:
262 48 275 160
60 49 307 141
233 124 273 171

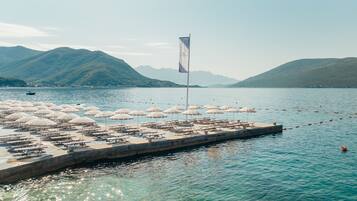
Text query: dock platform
0 122 282 184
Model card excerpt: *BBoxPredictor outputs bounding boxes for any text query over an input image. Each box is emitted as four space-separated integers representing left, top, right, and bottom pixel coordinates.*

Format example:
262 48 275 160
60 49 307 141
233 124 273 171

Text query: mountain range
232 58 357 88
0 46 179 87
136 65 238 87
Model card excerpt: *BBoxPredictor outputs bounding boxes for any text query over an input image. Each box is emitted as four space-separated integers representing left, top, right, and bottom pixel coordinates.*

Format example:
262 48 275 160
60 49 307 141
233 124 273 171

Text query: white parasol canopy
182 109 201 115
220 105 231 110
57 113 80 122
5 112 29 121
25 118 57 127
146 106 162 112
34 109 53 115
95 111 115 118
188 105 201 110
164 108 182 114
204 104 219 110
110 114 133 120
69 117 96 125
206 109 224 114
61 107 79 113
115 108 131 114
15 116 38 123
84 110 101 116
20 107 38 112
146 112 167 118
129 110 146 116
45 111 66 119
225 108 239 113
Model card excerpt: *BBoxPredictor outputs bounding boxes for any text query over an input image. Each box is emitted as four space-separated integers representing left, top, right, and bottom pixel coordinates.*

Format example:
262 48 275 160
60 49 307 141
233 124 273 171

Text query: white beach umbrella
110 114 133 120
206 109 224 114
164 108 182 114
25 118 57 127
115 108 131 114
182 109 201 116
129 110 146 116
146 106 162 112
21 107 38 112
171 105 184 110
61 107 79 113
0 105 10 110
15 116 38 123
95 111 115 126
220 105 231 110
95 111 115 118
84 106 99 111
239 107 256 113
5 112 29 121
183 109 201 121
84 110 101 116
146 112 167 118
188 105 201 110
33 102 45 106
225 108 239 113
37 106 49 110
45 111 66 119
204 104 219 110
34 109 53 115
45 102 56 107
57 113 80 122
8 106 25 112
69 117 96 126
49 105 63 111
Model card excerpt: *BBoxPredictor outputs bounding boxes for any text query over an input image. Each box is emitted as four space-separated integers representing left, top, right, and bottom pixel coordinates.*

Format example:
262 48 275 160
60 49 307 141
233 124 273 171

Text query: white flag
179 36 190 73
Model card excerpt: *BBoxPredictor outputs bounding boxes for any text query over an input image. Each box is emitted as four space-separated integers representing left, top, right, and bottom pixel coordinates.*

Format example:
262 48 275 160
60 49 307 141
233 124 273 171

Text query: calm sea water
0 87 356 201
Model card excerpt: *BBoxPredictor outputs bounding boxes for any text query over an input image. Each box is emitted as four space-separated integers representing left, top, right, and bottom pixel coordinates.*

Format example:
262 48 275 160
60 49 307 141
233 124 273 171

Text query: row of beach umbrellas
0 100 256 126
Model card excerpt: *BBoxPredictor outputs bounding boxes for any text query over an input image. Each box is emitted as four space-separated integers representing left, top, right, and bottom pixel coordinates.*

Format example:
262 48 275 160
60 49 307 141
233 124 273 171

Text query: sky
1 0 357 80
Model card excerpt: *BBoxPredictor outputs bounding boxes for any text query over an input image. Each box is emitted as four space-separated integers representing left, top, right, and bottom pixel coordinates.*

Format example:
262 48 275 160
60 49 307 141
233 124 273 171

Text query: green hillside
0 46 42 66
0 77 27 87
0 47 179 87
232 58 357 88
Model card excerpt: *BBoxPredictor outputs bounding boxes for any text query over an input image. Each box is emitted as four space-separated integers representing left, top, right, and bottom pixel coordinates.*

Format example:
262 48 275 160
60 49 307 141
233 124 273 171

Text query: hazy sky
1 0 357 80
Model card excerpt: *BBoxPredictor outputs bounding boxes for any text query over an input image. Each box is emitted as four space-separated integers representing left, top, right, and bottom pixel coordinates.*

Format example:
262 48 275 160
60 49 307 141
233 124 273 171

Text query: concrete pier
0 123 282 184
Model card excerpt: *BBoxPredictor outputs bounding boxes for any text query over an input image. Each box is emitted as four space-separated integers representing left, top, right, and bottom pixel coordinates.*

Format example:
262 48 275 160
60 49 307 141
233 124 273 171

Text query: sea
0 87 356 201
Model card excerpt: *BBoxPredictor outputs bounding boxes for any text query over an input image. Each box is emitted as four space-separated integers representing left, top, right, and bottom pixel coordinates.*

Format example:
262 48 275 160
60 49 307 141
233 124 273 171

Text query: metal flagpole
185 33 191 111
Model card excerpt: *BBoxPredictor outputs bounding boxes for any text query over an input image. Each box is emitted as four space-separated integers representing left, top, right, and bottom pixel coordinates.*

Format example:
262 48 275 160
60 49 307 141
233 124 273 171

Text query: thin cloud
0 22 49 38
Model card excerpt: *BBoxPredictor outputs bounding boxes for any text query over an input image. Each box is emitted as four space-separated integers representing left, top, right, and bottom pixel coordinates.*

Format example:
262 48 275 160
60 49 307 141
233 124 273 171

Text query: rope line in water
282 115 356 131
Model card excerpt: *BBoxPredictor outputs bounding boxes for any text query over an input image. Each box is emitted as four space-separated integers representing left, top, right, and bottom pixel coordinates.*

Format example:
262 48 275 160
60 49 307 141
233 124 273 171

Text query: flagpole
185 33 191 111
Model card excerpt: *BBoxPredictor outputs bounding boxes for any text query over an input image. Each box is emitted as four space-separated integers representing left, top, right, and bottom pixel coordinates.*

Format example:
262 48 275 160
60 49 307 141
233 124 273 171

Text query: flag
179 36 190 73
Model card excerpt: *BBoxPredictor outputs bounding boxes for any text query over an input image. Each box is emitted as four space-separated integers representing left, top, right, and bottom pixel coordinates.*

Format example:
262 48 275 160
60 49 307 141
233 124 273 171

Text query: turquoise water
0 87 356 200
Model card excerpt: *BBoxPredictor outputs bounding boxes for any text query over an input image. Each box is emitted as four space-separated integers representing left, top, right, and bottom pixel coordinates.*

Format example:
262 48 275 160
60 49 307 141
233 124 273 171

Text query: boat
26 91 36 95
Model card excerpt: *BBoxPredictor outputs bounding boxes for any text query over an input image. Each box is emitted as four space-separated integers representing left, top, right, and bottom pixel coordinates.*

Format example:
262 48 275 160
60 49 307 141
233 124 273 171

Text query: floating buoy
340 146 348 153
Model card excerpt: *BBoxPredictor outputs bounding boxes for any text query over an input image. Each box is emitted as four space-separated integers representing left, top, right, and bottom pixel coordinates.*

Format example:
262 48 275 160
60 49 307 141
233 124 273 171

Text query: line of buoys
283 114 357 131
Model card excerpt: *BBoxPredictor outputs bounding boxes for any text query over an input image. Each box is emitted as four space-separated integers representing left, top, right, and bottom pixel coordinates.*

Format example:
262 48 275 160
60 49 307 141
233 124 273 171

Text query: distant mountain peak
136 65 238 87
